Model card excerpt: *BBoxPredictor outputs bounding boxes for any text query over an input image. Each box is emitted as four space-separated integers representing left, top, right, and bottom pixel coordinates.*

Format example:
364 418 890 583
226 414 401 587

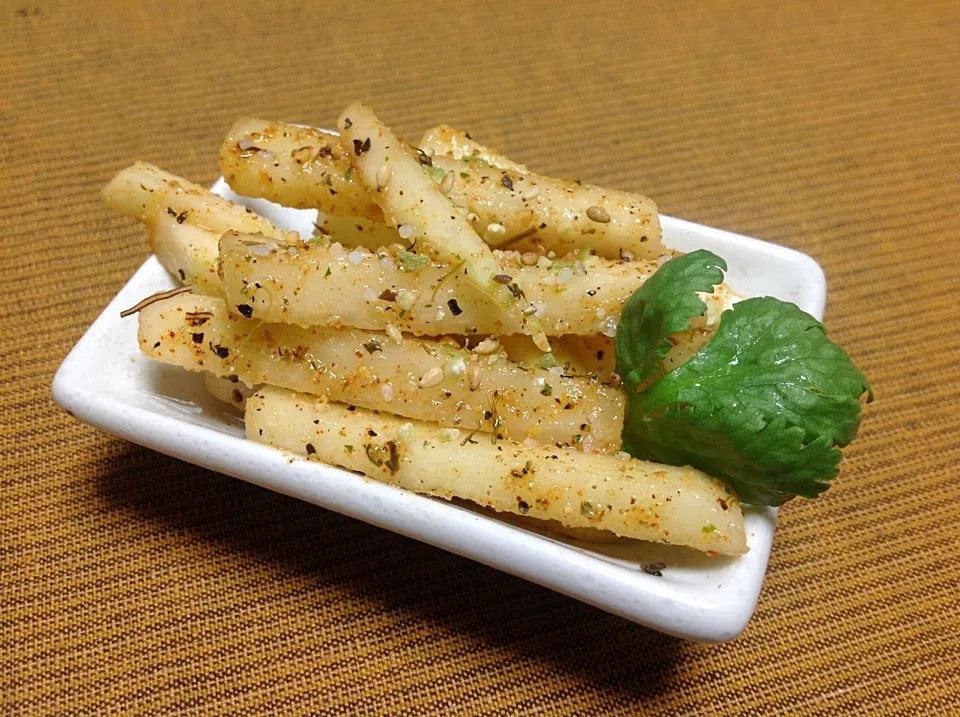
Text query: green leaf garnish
616 251 872 506
615 249 726 390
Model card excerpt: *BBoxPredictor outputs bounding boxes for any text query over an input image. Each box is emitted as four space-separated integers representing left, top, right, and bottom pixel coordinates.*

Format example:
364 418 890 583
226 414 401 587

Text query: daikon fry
498 334 589 374
220 118 382 219
313 213 401 249
557 335 618 377
102 162 289 239
427 151 661 260
419 124 529 172
221 118 661 260
203 373 256 409
138 293 625 452
337 101 549 350
219 233 701 337
147 209 221 295
247 386 746 555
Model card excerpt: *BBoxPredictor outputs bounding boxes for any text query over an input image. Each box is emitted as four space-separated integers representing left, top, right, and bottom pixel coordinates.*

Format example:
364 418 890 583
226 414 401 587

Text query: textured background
3 1 959 714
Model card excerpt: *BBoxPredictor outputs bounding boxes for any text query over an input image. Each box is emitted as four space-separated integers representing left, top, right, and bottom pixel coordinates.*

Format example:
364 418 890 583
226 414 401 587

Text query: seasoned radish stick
313 213 401 249
147 211 222 295
102 162 289 238
337 101 549 350
203 374 255 410
221 118 662 260
220 118 381 219
102 163 292 294
420 124 529 172
218 233 735 338
247 386 747 555
137 293 625 452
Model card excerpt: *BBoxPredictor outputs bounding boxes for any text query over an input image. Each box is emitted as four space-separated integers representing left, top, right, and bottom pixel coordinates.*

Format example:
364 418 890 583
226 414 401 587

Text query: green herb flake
535 353 557 370
397 249 430 273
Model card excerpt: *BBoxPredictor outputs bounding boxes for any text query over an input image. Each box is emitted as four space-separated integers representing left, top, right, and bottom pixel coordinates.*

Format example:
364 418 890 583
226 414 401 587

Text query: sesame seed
492 274 513 284
521 252 539 266
376 164 392 188
486 223 506 236
599 315 618 337
418 367 445 388
439 170 455 195
397 224 414 240
467 364 482 391
385 323 403 344
380 382 395 401
473 338 499 354
586 205 611 223
522 186 540 200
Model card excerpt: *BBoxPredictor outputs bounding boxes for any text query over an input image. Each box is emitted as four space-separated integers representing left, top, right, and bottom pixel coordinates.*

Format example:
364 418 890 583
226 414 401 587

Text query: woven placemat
3 2 958 714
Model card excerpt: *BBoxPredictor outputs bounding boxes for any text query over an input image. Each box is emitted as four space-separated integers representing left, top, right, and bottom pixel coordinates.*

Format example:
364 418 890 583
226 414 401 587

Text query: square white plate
53 180 826 642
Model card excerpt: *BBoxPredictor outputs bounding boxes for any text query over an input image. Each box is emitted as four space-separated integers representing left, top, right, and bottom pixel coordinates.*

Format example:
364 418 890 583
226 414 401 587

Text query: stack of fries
106 102 745 556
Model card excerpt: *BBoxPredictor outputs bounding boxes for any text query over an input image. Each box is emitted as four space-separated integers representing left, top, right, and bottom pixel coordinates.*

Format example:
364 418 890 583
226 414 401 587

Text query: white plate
53 180 826 642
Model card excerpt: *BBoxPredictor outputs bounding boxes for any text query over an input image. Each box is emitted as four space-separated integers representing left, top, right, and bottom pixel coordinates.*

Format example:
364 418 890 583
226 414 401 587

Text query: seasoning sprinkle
376 164 392 188
418 367 445 389
353 137 371 156
439 171 455 195
466 364 482 391
521 252 539 266
473 338 499 355
586 205 611 223
641 562 666 577
119 286 192 318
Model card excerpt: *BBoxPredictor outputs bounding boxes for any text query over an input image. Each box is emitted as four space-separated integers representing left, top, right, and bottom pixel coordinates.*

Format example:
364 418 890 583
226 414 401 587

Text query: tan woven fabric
3 1 958 713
